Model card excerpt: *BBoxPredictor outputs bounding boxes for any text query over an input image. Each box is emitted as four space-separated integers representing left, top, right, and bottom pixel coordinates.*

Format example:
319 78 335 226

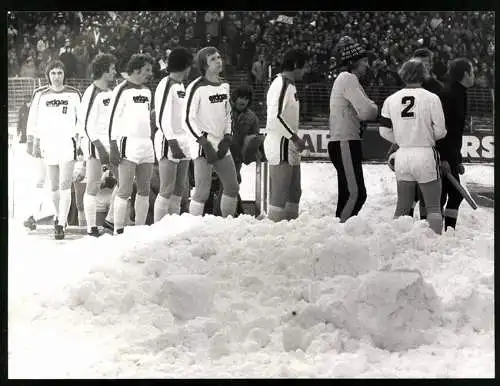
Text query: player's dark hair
196 46 219 75
413 48 433 59
126 53 155 75
45 60 65 84
281 49 307 72
91 53 117 80
447 58 473 83
232 84 254 107
167 47 193 73
398 59 428 84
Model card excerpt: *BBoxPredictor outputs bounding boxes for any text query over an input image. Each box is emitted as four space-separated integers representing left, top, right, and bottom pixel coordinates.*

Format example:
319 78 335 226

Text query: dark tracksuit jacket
435 81 468 228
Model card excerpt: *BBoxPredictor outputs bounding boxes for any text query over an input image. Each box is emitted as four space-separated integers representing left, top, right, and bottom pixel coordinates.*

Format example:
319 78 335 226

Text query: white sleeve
344 75 379 121
154 78 167 134
225 84 232 135
26 90 43 138
108 85 126 140
430 94 447 141
379 97 396 143
184 84 204 140
72 92 82 138
273 81 295 139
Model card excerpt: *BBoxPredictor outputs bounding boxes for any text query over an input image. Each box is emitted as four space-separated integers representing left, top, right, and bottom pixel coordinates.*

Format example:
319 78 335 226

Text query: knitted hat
339 41 368 66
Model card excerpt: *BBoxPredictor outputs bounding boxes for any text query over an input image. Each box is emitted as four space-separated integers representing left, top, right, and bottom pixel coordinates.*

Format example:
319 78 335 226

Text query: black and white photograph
7 10 494 378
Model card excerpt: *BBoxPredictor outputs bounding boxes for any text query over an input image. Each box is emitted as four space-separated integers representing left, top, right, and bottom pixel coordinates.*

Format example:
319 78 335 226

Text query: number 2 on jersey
401 96 415 118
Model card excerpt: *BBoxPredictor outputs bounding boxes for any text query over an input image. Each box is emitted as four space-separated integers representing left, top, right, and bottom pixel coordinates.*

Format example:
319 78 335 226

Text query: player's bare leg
189 157 213 216
113 159 135 234
47 165 60 227
284 165 301 220
168 160 190 215
83 157 102 236
154 158 175 222
212 154 239 217
24 157 47 230
135 162 153 225
267 162 293 222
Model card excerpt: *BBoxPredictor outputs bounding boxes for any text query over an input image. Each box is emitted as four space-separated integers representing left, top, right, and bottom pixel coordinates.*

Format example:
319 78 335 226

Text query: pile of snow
8 144 494 378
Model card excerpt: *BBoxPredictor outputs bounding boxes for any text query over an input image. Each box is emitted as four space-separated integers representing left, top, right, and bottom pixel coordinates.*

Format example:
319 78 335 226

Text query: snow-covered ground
8 144 494 378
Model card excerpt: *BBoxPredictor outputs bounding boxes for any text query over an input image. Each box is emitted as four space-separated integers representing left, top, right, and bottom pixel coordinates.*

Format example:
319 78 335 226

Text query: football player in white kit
23 83 49 231
379 59 447 234
108 54 155 235
79 53 117 237
32 60 82 239
153 47 193 221
182 46 239 218
263 49 308 222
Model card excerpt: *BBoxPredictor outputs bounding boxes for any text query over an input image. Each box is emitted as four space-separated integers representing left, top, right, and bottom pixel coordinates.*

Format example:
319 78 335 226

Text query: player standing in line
33 60 82 239
182 46 239 218
436 58 475 231
328 38 378 223
23 83 49 231
263 49 307 222
153 47 193 222
108 54 155 235
379 59 447 234
387 48 446 220
78 53 117 237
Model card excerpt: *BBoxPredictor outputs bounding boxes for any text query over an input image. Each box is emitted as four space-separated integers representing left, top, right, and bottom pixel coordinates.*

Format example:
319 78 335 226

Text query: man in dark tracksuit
436 58 475 230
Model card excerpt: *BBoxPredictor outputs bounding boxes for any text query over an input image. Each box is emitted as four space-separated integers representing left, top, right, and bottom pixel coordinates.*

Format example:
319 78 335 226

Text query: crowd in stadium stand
7 11 495 88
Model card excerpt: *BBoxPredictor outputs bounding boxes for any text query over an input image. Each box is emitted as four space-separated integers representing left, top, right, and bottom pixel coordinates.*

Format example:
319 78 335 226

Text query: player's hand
92 139 110 165
440 160 451 176
109 140 121 166
291 134 306 153
217 134 233 159
458 163 465 175
168 139 186 159
73 162 86 182
198 136 218 164
33 137 42 158
26 135 34 155
388 153 396 172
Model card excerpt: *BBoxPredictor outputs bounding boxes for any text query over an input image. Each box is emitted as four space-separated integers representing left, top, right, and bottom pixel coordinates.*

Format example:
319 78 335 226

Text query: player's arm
165 84 186 159
184 84 205 140
273 81 296 140
378 97 396 143
430 94 447 141
344 75 379 121
108 84 127 165
224 84 232 135
72 90 83 140
26 88 43 140
154 78 167 136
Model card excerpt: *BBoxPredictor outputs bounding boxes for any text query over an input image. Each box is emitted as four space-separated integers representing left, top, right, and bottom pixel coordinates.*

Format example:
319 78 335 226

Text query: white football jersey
379 87 446 147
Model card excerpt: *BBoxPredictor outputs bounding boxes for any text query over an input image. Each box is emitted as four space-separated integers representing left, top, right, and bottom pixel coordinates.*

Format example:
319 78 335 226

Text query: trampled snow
8 145 494 378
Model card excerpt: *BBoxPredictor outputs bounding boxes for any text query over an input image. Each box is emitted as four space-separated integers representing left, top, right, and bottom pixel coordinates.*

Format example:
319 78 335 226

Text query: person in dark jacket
17 97 30 143
436 58 475 231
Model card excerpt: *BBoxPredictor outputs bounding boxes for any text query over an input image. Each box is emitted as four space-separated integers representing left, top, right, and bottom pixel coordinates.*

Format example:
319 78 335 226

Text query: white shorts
81 136 110 161
263 134 300 166
395 147 440 184
117 136 155 164
154 131 191 163
41 137 77 166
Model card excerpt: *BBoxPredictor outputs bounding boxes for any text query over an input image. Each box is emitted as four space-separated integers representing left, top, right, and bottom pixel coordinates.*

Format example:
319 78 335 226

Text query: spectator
60 42 77 78
19 56 37 77
251 53 268 89
8 48 20 76
205 11 221 38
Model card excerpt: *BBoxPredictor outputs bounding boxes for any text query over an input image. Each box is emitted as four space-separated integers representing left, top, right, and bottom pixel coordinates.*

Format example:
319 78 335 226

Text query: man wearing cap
328 37 378 223
263 49 308 222
182 46 239 218
153 47 194 222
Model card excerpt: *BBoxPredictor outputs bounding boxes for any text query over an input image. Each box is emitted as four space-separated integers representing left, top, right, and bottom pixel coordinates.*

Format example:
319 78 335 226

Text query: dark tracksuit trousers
441 165 464 230
328 140 367 222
